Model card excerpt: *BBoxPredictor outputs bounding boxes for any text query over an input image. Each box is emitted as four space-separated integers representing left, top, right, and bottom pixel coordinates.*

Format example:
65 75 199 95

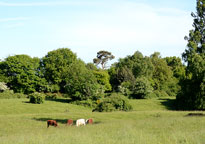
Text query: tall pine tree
177 0 205 110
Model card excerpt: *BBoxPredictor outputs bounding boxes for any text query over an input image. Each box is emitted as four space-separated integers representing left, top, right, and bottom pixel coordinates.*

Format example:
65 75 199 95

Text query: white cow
76 119 86 127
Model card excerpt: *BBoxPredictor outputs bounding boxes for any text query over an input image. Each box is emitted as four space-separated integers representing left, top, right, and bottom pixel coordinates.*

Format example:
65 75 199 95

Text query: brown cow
67 119 73 126
47 120 58 128
86 118 93 124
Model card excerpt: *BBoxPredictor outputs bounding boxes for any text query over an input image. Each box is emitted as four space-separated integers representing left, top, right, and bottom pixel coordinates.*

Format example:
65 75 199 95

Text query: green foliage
177 0 205 110
0 70 7 83
132 77 153 99
109 51 154 92
65 60 103 101
86 63 98 71
118 81 132 96
117 51 154 78
0 90 27 99
45 93 60 100
117 66 135 84
150 52 179 97
45 84 60 93
0 61 8 82
177 54 205 110
94 93 133 112
93 50 115 69
108 65 135 91
108 66 119 90
1 55 47 94
42 48 77 93
109 51 179 98
29 92 45 104
93 70 112 92
164 56 186 80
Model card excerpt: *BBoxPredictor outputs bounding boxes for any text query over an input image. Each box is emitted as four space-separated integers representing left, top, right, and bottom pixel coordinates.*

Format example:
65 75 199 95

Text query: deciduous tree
42 48 77 92
1 55 46 94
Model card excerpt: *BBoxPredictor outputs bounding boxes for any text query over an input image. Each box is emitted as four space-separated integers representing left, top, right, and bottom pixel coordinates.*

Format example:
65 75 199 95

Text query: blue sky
0 0 195 63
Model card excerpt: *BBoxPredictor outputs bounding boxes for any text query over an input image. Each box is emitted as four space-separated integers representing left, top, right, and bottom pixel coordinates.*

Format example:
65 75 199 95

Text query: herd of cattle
47 118 93 128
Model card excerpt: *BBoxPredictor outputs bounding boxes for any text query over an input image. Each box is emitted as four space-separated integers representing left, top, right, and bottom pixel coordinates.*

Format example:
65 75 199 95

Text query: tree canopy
177 0 205 110
93 50 115 69
0 55 46 94
41 48 77 92
65 60 102 101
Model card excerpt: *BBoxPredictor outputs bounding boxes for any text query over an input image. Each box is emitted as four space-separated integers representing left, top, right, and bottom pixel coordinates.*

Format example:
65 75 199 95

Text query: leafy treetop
93 50 115 69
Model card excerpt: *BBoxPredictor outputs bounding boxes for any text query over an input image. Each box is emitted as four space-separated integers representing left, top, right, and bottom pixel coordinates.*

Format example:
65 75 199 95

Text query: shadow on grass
33 117 68 124
22 101 42 104
45 98 72 103
185 113 205 117
159 98 177 110
33 117 102 125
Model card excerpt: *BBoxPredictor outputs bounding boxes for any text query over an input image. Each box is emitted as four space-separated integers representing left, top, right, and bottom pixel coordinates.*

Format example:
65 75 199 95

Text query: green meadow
0 98 204 144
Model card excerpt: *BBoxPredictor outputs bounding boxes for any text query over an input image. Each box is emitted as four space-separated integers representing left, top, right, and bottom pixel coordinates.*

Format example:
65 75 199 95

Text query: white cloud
0 1 66 6
0 1 193 63
0 1 99 7
55 2 192 61
0 17 29 22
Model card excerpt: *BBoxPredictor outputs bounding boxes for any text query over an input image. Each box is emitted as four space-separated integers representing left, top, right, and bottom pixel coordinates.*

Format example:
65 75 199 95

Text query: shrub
29 92 45 104
93 93 133 112
132 77 153 99
118 81 132 96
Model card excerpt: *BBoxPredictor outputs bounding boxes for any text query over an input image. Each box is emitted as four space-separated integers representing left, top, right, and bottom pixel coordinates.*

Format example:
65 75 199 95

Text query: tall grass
0 98 204 144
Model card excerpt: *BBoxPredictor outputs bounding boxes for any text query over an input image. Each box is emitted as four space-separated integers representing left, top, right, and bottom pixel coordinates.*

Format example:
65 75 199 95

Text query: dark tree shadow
45 98 72 103
33 117 69 124
185 113 205 117
33 117 102 125
159 98 177 110
22 101 30 103
22 101 41 104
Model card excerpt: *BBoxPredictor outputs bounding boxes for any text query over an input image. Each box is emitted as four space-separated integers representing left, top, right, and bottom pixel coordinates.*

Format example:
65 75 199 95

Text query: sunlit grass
0 98 204 144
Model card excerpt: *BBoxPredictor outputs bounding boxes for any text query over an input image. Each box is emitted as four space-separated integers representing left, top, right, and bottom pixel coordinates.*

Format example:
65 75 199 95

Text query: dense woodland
0 0 204 111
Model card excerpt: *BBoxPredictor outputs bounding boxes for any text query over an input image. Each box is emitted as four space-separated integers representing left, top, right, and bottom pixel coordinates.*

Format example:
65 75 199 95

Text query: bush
132 77 153 99
93 93 133 112
29 92 45 104
118 81 132 96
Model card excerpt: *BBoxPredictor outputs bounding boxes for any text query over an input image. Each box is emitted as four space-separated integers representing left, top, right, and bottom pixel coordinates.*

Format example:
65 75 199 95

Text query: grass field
0 97 204 144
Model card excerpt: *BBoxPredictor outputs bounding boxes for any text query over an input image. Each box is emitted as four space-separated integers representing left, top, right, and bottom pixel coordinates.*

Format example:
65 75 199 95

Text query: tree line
0 0 204 110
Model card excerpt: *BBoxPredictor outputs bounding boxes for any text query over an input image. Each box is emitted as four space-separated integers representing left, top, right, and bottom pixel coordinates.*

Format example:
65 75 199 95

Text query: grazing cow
47 120 58 128
86 118 93 124
76 119 86 127
67 119 73 126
